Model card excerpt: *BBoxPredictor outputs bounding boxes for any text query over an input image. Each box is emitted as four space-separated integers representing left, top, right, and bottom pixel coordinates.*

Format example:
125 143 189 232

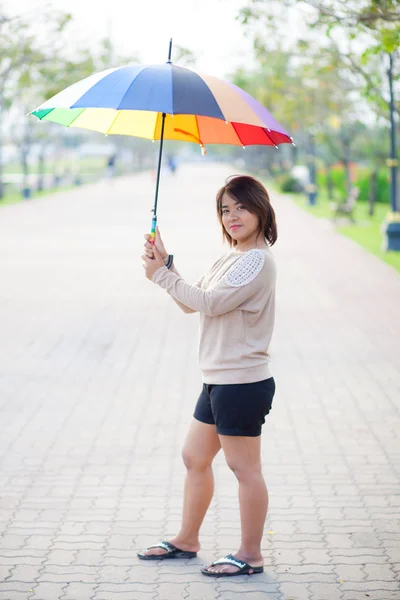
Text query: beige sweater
152 247 276 385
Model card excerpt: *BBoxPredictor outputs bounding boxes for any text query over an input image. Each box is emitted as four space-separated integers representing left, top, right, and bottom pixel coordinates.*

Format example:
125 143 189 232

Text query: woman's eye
222 209 229 214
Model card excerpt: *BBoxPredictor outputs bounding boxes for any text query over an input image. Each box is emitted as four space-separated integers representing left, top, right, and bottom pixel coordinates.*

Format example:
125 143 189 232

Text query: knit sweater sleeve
167 264 204 314
152 250 270 317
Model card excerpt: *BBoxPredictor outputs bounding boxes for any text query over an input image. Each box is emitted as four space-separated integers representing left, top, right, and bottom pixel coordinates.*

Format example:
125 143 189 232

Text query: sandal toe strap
211 554 248 569
147 541 176 553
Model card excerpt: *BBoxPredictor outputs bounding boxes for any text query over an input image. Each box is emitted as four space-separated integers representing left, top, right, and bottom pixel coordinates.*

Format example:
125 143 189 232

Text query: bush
355 168 390 204
278 174 303 193
318 165 390 204
317 167 347 201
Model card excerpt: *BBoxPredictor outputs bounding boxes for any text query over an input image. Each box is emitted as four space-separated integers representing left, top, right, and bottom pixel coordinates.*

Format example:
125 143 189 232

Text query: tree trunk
291 143 298 167
37 149 45 192
21 114 33 197
21 146 29 193
368 169 377 216
342 135 352 199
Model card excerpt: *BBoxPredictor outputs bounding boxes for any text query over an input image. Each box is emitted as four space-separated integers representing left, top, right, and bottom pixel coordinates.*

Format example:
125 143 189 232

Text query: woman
139 174 277 578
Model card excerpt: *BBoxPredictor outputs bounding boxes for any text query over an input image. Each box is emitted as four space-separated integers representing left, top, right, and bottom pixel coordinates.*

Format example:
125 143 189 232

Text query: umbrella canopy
32 64 292 150
30 42 293 244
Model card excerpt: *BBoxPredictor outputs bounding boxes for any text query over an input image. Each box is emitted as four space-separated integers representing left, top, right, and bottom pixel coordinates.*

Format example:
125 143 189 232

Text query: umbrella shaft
152 112 166 221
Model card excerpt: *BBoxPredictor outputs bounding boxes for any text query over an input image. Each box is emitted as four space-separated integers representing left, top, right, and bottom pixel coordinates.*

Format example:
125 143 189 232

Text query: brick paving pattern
0 164 399 599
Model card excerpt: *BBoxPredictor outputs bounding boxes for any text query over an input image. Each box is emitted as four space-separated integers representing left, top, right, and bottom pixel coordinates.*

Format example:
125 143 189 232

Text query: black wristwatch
165 254 174 269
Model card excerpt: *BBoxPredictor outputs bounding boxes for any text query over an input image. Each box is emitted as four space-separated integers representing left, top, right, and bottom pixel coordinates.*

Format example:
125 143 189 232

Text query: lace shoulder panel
225 250 265 288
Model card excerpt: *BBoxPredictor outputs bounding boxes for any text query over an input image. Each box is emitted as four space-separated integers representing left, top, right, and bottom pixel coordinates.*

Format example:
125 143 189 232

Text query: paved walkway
0 163 399 600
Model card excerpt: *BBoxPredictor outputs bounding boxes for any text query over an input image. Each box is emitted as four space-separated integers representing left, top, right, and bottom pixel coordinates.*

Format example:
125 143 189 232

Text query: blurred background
0 0 399 269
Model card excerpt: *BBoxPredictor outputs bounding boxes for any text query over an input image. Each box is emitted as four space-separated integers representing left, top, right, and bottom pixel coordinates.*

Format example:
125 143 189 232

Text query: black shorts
193 377 275 437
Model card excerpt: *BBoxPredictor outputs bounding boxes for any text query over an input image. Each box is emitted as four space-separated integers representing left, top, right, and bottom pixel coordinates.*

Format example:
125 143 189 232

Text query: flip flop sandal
201 553 264 577
137 540 197 560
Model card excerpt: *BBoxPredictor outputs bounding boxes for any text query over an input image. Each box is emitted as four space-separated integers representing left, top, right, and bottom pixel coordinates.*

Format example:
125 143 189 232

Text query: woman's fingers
143 231 165 259
155 227 164 245
144 234 154 257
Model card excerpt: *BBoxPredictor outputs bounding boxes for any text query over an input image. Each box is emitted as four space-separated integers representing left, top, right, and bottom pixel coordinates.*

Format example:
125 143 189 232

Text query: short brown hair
216 175 278 247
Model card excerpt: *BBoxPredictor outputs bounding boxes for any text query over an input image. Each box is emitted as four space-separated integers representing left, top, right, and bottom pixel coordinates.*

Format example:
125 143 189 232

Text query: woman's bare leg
142 419 221 556
204 435 267 574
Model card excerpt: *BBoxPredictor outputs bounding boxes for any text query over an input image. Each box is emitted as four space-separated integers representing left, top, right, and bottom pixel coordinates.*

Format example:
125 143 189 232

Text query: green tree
237 1 400 119
230 42 359 178
237 0 399 212
0 5 74 198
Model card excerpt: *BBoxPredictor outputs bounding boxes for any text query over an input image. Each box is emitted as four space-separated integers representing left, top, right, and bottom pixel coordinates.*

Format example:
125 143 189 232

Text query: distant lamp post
384 52 400 252
306 130 317 205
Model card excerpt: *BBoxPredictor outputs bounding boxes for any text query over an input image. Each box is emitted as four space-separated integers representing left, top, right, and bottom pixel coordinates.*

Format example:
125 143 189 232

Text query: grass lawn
0 185 75 208
1 156 107 208
286 189 400 274
3 156 106 175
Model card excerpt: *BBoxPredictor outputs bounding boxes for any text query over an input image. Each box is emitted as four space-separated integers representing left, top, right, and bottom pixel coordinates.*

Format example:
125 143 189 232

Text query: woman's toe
145 549 166 556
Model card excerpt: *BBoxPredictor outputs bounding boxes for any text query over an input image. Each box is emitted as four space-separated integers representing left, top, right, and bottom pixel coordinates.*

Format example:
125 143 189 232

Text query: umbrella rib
105 110 121 134
64 108 86 127
115 66 148 110
262 127 278 147
195 115 201 149
154 112 160 140
230 122 245 146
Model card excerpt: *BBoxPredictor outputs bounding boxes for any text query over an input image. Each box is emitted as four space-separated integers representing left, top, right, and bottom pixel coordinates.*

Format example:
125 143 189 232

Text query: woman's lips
230 225 241 230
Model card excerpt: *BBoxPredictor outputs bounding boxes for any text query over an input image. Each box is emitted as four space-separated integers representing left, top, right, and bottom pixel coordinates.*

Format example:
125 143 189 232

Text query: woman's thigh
182 419 221 469
219 434 262 475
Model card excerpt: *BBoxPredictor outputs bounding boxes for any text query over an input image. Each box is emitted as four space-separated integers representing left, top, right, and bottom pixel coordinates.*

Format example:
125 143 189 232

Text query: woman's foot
202 551 264 575
140 537 200 558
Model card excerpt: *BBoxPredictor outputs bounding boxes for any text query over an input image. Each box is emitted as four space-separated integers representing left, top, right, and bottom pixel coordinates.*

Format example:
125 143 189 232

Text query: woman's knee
181 420 221 471
220 435 263 480
226 458 263 481
181 446 214 471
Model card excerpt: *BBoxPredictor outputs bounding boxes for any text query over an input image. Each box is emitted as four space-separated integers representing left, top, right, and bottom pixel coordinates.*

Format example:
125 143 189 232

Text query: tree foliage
237 0 400 119
0 4 140 198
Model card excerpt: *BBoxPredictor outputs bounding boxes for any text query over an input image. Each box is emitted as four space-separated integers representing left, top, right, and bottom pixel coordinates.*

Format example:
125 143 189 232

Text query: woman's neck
234 238 268 252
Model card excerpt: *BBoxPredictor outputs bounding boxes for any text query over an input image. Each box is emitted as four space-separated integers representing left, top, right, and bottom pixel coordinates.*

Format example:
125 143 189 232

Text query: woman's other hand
143 226 168 260
142 243 167 281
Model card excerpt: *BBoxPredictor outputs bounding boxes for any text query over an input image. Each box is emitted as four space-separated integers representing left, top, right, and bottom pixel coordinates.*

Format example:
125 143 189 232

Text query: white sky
6 0 256 78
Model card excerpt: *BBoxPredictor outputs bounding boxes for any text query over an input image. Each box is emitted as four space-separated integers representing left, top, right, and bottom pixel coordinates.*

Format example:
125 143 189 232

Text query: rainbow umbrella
30 40 293 240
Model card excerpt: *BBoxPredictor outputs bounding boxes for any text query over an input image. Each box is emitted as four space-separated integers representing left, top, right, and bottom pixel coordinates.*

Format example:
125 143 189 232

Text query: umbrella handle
150 215 157 245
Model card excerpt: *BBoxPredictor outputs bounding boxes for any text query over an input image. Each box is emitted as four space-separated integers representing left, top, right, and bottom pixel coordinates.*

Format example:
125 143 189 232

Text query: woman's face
221 193 260 244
